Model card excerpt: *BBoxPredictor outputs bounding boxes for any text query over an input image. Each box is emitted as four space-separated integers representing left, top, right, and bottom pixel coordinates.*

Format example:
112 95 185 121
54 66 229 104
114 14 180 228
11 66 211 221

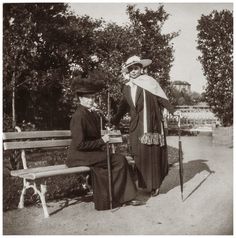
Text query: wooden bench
3 127 123 218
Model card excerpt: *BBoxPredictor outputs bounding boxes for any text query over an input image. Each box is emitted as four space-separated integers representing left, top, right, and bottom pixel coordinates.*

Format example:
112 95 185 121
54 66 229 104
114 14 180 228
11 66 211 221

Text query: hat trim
122 59 152 72
75 87 97 94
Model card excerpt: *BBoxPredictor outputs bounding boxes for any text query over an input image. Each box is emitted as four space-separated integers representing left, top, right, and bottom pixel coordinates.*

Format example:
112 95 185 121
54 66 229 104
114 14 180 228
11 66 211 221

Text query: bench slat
3 130 71 140
10 164 67 177
101 130 122 136
4 137 122 150
19 166 91 180
3 130 121 140
4 139 71 150
11 156 134 177
108 137 123 143
3 129 124 218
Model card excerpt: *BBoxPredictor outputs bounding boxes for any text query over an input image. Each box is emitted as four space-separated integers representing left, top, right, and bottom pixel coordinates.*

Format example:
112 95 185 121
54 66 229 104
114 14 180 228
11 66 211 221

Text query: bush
3 113 13 132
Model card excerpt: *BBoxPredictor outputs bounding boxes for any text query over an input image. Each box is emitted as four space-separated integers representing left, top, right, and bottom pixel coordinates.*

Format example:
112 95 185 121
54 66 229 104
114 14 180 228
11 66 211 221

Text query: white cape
132 74 168 100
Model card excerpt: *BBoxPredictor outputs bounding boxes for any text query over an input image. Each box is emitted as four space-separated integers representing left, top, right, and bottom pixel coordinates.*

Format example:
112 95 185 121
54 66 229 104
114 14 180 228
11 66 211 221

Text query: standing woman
111 56 175 196
66 70 143 210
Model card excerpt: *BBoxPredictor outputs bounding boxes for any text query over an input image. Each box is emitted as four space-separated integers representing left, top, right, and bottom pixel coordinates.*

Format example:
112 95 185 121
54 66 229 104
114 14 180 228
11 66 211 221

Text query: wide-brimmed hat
71 70 106 95
122 55 152 73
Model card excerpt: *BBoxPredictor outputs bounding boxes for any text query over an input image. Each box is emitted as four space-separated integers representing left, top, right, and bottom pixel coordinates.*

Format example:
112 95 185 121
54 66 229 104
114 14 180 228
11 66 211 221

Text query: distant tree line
170 86 204 106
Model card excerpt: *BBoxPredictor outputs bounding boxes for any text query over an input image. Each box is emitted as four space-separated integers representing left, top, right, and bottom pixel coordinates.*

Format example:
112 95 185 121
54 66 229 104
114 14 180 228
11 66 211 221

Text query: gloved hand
101 134 110 143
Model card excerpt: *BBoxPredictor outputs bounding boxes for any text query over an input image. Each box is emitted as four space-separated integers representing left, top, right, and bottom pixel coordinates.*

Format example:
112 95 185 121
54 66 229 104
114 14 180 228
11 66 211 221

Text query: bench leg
18 179 28 209
84 174 93 195
17 178 49 218
27 182 49 218
38 184 49 218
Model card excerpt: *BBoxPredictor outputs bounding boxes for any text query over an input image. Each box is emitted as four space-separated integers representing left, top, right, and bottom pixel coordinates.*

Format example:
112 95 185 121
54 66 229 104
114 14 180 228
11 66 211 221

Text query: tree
3 3 69 129
3 3 40 127
190 91 202 104
169 86 201 106
3 3 178 130
126 5 179 101
3 3 103 129
93 4 179 112
80 4 179 114
197 10 233 126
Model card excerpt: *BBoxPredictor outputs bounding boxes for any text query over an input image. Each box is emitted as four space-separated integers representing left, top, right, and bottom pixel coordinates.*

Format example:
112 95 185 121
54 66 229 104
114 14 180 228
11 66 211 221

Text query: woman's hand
122 72 130 83
102 134 110 143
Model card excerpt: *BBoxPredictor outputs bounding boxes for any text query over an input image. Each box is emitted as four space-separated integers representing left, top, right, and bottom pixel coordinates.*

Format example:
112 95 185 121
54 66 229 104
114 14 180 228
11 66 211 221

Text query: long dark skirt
91 154 137 210
129 127 169 192
136 143 169 191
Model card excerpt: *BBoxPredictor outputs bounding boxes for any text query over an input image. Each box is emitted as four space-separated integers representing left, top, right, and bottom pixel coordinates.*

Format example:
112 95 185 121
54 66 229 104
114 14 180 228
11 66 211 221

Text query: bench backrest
3 130 122 150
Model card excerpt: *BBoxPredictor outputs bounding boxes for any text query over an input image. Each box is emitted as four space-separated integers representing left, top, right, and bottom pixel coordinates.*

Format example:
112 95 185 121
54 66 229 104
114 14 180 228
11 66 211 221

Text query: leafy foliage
126 5 179 100
197 10 233 126
3 3 103 129
3 3 178 130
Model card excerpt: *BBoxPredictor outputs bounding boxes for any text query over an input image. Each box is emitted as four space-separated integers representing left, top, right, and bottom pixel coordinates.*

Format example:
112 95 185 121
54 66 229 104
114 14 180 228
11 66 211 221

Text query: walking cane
106 89 113 209
177 115 184 201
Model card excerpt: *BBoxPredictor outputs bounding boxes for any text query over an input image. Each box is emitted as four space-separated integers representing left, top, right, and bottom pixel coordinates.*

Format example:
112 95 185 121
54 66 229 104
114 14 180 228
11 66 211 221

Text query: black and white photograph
2 1 233 235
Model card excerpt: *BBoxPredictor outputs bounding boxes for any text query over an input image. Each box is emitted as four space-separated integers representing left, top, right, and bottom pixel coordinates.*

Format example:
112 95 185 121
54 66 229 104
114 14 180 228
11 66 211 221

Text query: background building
172 80 191 93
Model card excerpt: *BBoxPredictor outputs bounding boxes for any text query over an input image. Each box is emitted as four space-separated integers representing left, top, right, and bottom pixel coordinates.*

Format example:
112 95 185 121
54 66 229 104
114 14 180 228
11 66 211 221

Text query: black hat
71 70 106 95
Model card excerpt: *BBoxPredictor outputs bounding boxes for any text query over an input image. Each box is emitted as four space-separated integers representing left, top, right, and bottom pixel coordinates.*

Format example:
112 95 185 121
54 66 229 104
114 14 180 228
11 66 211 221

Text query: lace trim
139 132 165 146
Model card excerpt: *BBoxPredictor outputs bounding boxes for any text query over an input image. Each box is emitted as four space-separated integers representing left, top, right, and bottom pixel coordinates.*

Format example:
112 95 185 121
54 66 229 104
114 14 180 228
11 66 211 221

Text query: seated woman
66 70 143 210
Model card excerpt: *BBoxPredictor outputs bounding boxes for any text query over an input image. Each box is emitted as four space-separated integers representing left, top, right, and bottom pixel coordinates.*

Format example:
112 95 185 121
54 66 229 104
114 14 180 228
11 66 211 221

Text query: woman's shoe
126 199 146 206
151 188 160 197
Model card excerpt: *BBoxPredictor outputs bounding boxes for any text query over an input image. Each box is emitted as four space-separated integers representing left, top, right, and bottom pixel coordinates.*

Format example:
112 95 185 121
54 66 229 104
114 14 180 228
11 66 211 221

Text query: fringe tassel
139 133 165 146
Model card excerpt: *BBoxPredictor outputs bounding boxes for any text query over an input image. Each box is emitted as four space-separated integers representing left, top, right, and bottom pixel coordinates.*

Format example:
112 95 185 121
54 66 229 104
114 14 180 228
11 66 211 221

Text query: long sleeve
157 96 175 114
70 112 105 151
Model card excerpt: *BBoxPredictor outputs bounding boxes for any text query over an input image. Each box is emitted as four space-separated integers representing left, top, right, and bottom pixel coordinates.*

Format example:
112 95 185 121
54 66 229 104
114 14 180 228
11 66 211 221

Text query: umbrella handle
177 119 184 201
172 112 181 128
177 115 181 141
177 115 181 128
172 114 181 139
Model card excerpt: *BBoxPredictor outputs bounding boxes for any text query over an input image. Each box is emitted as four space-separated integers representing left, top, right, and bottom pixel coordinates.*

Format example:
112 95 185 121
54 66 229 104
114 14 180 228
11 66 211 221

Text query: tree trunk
12 71 16 128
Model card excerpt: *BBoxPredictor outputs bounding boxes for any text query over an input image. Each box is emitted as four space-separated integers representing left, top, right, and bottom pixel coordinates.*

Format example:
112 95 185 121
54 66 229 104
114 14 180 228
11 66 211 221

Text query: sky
68 2 233 93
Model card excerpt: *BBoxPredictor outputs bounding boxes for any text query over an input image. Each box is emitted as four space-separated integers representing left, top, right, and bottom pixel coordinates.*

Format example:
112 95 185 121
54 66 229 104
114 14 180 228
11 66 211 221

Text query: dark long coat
66 104 137 210
112 85 175 192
